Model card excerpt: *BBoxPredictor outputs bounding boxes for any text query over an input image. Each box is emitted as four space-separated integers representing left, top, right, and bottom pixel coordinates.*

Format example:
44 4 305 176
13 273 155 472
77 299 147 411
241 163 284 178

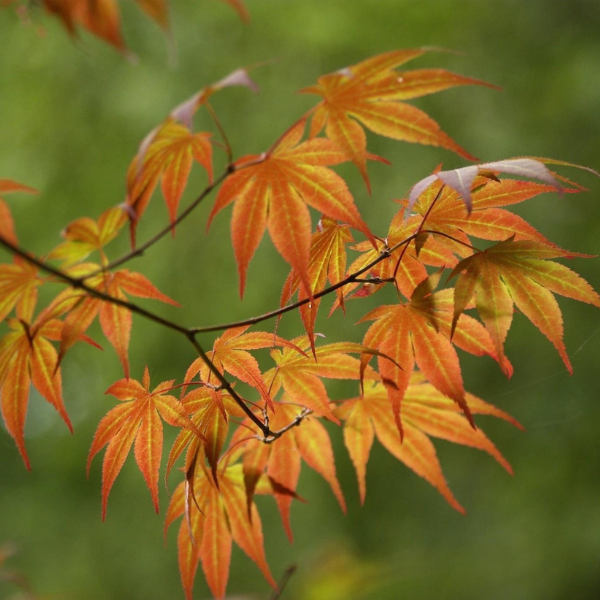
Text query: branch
0 235 270 436
87 167 233 276
190 236 410 333
260 408 312 444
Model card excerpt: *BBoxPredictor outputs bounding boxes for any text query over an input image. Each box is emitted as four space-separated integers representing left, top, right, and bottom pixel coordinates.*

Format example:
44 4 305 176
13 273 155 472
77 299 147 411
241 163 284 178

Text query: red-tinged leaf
369 392 465 513
449 239 600 375
30 337 73 432
202 404 229 482
407 311 473 427
0 199 16 245
0 260 40 324
134 400 163 512
361 306 413 434
282 218 354 340
293 416 346 512
338 401 374 504
101 410 142 520
42 0 126 51
87 403 134 476
0 349 31 469
411 178 568 254
92 370 204 516
200 488 232 599
302 50 489 185
0 179 38 195
209 121 373 297
58 297 101 366
500 268 571 373
512 259 600 306
0 180 37 244
265 338 376 419
105 378 146 401
220 473 276 588
403 389 513 474
127 121 213 228
339 375 519 510
99 285 132 378
231 178 270 297
113 270 179 305
267 427 301 542
177 502 205 600
242 442 270 513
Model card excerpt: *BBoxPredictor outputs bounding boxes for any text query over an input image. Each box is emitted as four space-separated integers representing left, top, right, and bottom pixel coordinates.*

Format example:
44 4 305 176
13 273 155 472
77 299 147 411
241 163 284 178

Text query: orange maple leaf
42 265 178 377
301 49 495 189
48 206 127 267
263 337 379 423
87 367 205 519
183 324 304 413
166 386 246 483
359 273 502 435
280 217 354 346
336 376 520 509
208 119 375 297
228 404 346 542
449 239 600 376
165 462 275 600
0 316 87 469
0 179 38 246
126 120 213 231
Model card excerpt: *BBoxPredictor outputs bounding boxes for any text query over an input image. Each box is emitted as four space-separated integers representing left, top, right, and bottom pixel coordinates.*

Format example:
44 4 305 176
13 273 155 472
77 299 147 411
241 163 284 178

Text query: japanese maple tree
1 2 599 599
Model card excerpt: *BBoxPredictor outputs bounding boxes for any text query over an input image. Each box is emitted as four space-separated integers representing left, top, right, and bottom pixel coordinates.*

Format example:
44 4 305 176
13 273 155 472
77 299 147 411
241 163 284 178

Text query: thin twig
260 409 312 444
269 564 298 600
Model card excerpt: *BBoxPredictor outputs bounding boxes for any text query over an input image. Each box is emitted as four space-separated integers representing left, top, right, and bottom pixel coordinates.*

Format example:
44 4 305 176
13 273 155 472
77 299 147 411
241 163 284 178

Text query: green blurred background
1 0 600 598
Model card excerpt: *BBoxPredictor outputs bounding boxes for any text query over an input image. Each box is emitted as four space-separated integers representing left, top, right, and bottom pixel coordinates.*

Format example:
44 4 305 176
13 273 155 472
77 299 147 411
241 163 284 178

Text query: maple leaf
183 325 304 412
335 376 520 509
0 179 38 246
87 367 205 519
165 462 275 600
207 119 375 297
0 258 41 325
0 315 85 469
333 206 457 310
15 0 170 52
407 158 571 213
48 206 127 267
359 273 502 435
301 49 495 188
263 337 380 423
125 68 258 244
449 239 600 376
411 176 575 250
127 120 213 232
228 404 346 542
166 386 246 484
41 266 178 377
280 217 354 345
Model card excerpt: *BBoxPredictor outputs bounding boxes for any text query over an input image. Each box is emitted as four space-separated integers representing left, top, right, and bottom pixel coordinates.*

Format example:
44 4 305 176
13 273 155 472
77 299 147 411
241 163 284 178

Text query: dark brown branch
260 408 312 444
87 167 232 276
190 227 476 334
0 235 270 436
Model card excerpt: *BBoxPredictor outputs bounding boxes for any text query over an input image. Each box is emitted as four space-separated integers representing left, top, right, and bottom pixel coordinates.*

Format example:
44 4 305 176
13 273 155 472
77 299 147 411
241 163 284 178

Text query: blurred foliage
1 0 599 598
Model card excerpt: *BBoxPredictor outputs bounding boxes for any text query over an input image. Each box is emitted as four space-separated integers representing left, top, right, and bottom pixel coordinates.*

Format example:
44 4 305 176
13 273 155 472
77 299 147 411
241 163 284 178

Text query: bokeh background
1 0 600 598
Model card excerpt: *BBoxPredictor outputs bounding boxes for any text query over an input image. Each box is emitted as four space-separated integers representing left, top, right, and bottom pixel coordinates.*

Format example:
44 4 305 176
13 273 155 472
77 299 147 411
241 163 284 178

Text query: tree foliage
1 2 599 598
